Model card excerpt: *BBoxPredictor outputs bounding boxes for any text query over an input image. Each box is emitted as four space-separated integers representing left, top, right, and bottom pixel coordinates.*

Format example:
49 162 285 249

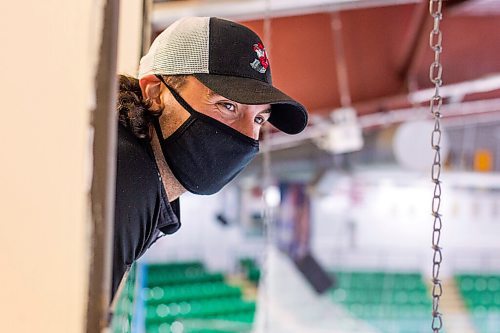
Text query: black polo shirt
112 124 181 297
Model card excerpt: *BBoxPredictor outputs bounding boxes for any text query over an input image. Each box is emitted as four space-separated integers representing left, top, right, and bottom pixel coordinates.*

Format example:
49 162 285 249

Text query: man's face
147 75 272 141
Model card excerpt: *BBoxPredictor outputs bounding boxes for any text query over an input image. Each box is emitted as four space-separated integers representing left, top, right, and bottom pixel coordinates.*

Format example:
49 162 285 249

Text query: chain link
429 1 444 332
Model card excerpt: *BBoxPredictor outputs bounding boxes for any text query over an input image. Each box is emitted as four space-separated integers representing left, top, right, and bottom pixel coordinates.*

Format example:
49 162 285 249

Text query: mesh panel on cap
139 17 210 77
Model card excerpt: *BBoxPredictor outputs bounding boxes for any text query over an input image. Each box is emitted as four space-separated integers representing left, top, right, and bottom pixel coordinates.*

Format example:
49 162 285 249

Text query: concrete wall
117 0 144 76
0 1 104 332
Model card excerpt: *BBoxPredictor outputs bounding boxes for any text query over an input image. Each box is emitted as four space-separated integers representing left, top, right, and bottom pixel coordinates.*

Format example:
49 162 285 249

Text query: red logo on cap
250 43 269 74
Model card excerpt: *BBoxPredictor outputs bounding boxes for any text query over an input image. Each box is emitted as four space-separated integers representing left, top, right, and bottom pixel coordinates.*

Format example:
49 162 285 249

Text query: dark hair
117 74 188 141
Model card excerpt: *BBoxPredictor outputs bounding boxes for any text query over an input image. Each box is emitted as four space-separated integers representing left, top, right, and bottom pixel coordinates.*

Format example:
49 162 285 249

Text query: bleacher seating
456 273 500 333
330 271 432 333
144 261 255 333
239 258 260 284
114 262 476 333
111 264 138 333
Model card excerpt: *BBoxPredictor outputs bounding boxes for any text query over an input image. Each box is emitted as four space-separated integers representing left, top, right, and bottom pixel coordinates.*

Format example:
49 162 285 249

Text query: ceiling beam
395 1 428 80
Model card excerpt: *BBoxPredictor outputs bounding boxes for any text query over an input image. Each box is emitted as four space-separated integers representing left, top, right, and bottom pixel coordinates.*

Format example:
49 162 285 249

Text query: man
113 17 308 298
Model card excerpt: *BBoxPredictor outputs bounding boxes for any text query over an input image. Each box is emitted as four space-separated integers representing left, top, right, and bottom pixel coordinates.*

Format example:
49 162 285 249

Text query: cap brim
194 73 308 134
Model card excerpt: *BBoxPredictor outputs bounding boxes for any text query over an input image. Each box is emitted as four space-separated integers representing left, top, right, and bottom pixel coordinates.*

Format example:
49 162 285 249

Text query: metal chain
429 1 444 332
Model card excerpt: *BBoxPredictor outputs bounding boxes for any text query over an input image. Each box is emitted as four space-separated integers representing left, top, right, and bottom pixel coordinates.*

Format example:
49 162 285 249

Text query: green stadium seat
141 260 258 331
329 271 432 333
456 273 500 333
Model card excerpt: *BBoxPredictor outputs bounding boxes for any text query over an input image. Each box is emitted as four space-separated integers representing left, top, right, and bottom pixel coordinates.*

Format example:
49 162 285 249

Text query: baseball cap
138 17 308 134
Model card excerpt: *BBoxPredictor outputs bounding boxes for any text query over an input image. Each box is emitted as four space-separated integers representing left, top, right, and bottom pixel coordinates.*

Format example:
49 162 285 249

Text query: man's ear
139 75 163 109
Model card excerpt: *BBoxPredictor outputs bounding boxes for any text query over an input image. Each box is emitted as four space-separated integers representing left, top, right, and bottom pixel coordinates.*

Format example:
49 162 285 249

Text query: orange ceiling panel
152 2 500 116
243 14 340 114
241 4 500 116
414 15 500 88
242 5 417 115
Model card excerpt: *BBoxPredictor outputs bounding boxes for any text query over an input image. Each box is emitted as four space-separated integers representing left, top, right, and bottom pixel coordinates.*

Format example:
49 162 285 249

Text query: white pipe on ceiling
153 0 420 28
267 98 500 151
409 73 500 104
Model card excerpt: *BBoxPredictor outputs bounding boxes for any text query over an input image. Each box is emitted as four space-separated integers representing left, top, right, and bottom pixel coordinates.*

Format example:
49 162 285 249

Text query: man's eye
219 102 236 112
255 115 266 125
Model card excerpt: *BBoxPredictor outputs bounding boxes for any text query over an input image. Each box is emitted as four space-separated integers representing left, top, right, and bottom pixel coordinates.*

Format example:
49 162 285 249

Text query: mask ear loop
154 74 259 146
155 74 196 116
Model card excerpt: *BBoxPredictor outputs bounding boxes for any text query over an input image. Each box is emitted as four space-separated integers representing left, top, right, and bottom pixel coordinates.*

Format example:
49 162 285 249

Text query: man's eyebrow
207 89 219 98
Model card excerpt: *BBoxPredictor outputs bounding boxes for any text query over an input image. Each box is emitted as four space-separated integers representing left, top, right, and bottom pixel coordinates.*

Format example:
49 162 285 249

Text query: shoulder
116 124 160 205
116 124 159 184
114 125 162 266
117 124 154 169
114 124 181 266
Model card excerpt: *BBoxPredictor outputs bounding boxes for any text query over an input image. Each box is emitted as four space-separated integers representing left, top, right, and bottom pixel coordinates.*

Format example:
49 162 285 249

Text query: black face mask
153 77 260 195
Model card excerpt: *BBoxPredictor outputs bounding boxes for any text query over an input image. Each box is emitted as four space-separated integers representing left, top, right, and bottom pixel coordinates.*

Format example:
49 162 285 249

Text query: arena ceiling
152 0 500 122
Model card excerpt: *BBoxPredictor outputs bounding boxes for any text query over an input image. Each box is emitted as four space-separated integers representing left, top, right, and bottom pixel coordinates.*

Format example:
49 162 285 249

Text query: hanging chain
429 0 444 332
